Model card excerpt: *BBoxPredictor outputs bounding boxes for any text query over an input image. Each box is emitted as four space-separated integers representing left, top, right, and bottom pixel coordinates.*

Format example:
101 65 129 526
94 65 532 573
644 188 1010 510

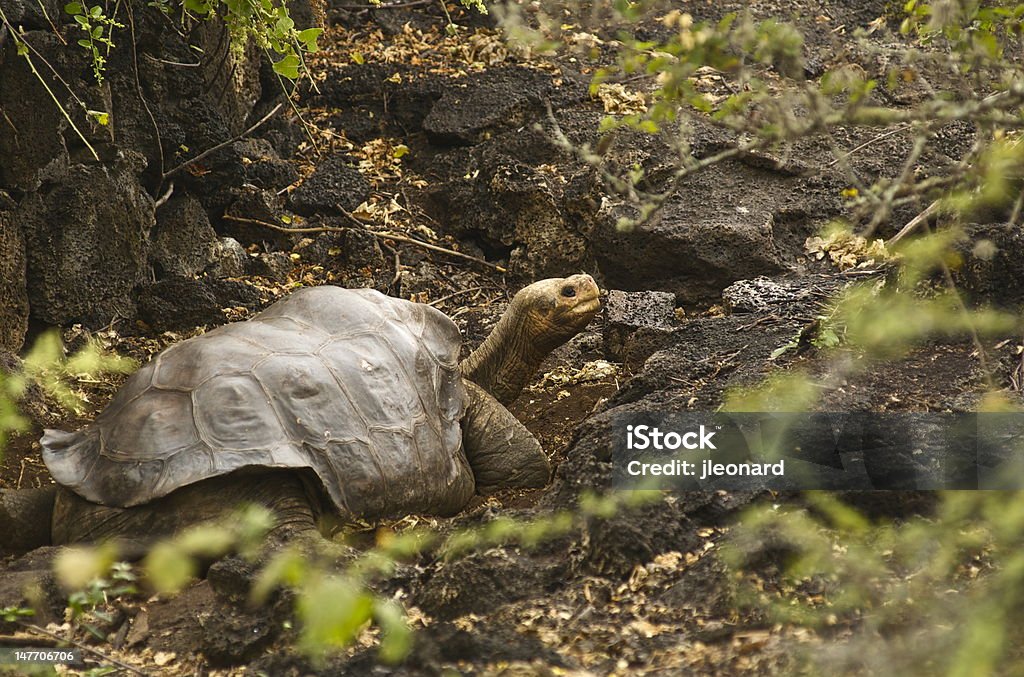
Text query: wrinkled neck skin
460 302 559 406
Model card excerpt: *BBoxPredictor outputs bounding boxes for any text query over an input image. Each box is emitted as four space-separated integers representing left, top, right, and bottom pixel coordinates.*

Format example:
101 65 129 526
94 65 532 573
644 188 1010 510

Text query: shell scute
192 374 290 451
153 334 265 390
103 390 198 461
318 335 423 429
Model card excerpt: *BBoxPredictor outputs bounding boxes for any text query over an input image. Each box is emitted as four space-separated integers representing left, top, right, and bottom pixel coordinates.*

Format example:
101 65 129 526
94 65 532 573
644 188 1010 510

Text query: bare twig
221 214 507 272
126 0 166 177
153 181 174 210
1007 190 1024 229
429 286 486 306
163 102 284 179
939 260 994 389
886 200 940 246
824 124 912 168
0 7 99 161
20 622 149 676
142 54 201 67
863 132 930 237
337 0 434 8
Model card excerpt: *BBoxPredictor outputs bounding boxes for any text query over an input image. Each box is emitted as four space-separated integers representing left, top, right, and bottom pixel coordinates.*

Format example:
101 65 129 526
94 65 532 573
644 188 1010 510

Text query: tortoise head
460 274 602 405
510 274 602 350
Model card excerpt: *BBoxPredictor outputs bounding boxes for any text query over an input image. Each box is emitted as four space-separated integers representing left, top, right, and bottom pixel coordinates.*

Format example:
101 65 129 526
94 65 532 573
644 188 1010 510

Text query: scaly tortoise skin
0 275 601 552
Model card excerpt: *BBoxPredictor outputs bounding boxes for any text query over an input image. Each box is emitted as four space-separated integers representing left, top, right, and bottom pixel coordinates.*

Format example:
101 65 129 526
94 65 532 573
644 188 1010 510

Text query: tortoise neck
460 307 547 406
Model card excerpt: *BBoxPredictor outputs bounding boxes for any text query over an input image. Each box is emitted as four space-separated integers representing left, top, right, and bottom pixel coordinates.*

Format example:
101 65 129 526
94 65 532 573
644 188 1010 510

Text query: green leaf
78 38 92 48
64 2 83 13
297 27 323 51
144 542 196 593
274 15 294 33
272 53 300 79
374 600 412 663
298 576 374 653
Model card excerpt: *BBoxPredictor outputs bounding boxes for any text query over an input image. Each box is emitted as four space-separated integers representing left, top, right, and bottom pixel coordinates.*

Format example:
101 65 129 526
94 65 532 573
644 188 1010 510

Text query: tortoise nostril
561 285 577 298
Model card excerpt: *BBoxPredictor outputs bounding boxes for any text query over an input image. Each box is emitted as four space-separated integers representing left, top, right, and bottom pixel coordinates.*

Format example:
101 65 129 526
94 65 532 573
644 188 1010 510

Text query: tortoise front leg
460 379 550 492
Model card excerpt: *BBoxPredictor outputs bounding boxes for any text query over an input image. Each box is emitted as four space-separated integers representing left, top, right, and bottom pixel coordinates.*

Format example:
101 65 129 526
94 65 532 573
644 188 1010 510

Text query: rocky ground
2 0 1024 674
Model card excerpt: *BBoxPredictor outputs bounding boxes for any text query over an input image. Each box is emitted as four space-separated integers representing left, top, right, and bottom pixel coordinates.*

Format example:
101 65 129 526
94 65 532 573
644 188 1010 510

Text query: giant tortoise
0 275 600 553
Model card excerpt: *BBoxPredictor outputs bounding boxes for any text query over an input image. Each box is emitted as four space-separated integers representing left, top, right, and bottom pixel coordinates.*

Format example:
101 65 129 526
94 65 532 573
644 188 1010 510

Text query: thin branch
221 214 508 272
162 102 283 179
1007 190 1024 229
337 0 433 9
863 131 930 237
19 622 149 676
266 47 320 155
824 124 911 168
33 0 66 44
153 181 174 209
0 35 100 161
886 200 940 247
142 53 201 67
429 286 486 306
126 0 165 177
939 260 994 390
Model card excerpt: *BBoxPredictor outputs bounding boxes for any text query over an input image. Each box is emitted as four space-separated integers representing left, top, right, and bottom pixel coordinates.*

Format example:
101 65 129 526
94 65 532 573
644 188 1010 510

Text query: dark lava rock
722 276 817 313
411 621 569 668
413 547 565 621
0 489 54 556
956 222 1024 307
579 500 703 579
0 0 62 31
0 567 65 629
19 156 154 327
310 63 443 142
206 557 260 602
0 195 28 352
591 157 843 304
227 138 300 192
137 276 260 330
200 605 279 667
603 289 676 365
289 153 370 216
251 251 294 281
423 67 565 145
152 194 220 278
656 552 734 617
423 126 593 277
221 187 289 245
289 226 385 286
208 237 252 278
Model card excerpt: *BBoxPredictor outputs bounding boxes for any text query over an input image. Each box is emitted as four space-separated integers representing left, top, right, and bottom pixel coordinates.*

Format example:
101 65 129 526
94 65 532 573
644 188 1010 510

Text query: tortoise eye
561 285 576 298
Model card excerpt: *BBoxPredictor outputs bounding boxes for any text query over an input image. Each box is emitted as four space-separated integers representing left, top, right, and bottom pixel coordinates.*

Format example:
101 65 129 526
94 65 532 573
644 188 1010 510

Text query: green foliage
67 563 138 639
19 331 136 415
1 605 35 622
0 331 136 458
63 2 124 85
725 492 1024 674
143 504 274 592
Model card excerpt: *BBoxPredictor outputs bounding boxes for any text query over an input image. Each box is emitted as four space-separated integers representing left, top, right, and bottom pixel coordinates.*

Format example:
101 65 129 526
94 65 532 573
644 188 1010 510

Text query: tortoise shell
41 286 476 519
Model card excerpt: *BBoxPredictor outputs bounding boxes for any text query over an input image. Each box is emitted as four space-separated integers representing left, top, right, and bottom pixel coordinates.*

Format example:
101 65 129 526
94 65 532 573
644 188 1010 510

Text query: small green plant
1 605 35 622
64 2 124 85
66 562 138 640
